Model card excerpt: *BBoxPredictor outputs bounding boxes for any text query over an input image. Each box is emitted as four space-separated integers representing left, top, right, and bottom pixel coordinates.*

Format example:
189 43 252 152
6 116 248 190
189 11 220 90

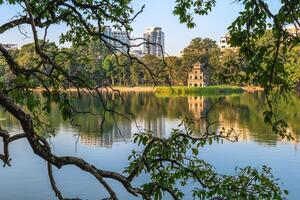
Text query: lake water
0 92 300 199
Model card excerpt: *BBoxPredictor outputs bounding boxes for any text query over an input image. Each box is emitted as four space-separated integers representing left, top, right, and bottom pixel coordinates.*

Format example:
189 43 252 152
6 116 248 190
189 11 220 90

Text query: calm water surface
1 92 300 199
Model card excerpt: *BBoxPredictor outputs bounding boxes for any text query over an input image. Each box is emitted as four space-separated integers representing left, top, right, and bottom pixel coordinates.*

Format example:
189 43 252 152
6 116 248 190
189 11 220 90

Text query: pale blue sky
0 0 281 55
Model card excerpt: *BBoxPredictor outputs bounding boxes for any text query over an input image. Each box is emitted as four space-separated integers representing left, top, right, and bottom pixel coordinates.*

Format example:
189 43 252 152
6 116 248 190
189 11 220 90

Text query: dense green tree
253 30 300 88
181 37 219 66
216 49 245 85
102 54 135 86
0 55 12 85
165 56 183 85
141 55 167 85
285 45 300 87
129 60 143 86
65 39 110 86
102 54 117 85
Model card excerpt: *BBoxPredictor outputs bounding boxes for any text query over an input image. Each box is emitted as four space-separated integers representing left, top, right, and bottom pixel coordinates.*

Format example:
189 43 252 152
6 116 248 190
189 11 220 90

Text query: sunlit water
0 92 300 199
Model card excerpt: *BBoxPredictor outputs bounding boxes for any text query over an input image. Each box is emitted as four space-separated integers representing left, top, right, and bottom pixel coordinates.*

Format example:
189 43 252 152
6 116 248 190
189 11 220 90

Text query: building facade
111 31 130 53
130 48 143 58
2 43 18 50
143 27 165 57
102 26 130 53
286 25 299 37
219 33 232 52
103 26 112 43
187 62 209 87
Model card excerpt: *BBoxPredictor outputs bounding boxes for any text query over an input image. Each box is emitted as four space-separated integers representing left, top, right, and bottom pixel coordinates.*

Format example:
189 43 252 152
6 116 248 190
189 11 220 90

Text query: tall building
111 31 130 53
102 26 130 53
103 26 112 43
1 43 18 50
219 33 231 51
143 27 165 57
130 48 143 58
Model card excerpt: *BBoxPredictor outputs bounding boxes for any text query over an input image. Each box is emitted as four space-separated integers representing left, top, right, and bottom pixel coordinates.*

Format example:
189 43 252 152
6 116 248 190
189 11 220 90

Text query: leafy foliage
125 121 287 200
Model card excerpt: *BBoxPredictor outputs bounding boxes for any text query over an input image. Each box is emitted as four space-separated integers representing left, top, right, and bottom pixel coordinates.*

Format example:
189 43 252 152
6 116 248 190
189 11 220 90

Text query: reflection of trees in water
212 93 300 147
0 111 19 130
1 92 300 147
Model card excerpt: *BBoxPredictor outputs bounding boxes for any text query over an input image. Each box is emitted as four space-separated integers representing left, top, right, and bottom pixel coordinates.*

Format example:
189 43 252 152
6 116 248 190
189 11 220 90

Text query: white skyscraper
143 27 165 57
2 43 18 50
111 31 130 53
103 26 112 43
102 26 130 53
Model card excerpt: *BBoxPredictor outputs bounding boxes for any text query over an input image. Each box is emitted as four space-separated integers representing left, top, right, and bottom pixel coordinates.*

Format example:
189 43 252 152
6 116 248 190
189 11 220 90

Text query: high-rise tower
143 27 165 57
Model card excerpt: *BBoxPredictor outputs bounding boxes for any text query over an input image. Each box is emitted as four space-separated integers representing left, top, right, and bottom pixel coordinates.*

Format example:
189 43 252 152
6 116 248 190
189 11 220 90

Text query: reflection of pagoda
188 96 205 119
80 121 132 147
143 118 166 138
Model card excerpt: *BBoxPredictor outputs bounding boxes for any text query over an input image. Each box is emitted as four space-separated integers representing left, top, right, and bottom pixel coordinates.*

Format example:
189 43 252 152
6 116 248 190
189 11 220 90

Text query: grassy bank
154 86 245 96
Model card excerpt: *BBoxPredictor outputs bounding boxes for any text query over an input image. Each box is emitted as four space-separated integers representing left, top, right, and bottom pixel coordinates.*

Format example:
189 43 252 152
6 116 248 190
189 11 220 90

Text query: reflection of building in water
78 117 167 147
188 96 205 119
218 113 252 141
187 96 210 131
112 121 132 142
80 133 111 147
142 118 166 138
80 121 132 147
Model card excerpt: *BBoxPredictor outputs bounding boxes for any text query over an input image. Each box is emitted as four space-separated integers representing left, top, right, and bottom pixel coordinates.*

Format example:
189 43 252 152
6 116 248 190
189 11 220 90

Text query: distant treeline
1 31 300 88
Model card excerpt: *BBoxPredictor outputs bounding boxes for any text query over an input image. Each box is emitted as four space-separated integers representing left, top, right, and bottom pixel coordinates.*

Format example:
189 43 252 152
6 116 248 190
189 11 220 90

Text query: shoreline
34 86 264 93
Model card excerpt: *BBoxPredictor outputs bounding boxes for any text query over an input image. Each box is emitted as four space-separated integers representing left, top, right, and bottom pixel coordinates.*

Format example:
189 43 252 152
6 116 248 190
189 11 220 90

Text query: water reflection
142 118 166 138
188 96 205 119
1 92 300 148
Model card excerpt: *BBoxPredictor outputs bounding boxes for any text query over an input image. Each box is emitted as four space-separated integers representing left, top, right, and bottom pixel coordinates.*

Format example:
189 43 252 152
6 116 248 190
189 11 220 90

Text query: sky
0 0 282 56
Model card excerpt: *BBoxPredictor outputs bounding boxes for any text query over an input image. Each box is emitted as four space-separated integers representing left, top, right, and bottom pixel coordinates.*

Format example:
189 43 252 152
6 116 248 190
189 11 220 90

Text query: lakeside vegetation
154 86 245 96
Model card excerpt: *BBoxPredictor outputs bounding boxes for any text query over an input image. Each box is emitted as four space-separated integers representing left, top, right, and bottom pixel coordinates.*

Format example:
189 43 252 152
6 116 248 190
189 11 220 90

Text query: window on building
195 76 198 79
